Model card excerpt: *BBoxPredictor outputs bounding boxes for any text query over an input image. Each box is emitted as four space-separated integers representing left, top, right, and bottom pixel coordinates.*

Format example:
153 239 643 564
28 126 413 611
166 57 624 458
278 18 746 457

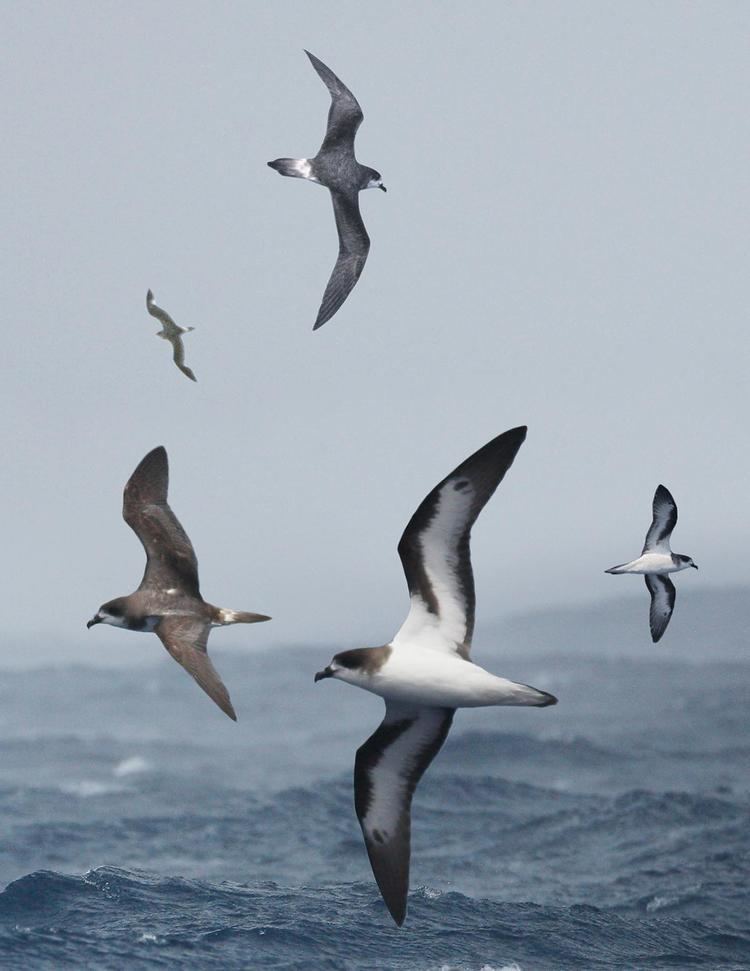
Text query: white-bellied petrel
268 50 386 331
87 447 270 719
314 427 556 925
605 484 698 642
146 289 197 382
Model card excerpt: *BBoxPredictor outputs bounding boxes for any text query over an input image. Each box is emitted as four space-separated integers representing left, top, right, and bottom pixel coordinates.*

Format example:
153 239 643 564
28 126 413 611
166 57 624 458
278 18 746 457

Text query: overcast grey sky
2 1 748 664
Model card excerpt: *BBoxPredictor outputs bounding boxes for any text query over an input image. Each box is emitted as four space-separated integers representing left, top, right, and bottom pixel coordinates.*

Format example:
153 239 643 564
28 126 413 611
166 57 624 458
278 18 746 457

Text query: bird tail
267 157 310 179
605 563 629 574
218 609 271 625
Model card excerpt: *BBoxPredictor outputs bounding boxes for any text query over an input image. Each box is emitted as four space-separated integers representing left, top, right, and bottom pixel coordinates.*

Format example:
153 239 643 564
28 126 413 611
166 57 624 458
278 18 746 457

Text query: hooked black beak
314 666 332 683
379 184 387 192
692 563 699 569
86 616 100 629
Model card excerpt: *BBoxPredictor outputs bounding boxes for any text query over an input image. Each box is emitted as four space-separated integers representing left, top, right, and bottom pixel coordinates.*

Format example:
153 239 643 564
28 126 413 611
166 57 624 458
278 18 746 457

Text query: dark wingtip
146 445 168 464
385 899 406 927
146 288 153 302
126 446 169 505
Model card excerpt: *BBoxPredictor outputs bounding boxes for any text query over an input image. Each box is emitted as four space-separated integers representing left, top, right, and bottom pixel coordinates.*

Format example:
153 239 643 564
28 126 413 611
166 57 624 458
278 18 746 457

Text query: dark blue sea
1 624 749 969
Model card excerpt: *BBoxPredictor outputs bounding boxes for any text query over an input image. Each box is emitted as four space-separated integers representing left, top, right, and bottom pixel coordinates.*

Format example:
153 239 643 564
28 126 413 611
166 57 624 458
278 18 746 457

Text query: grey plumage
645 574 676 643
146 289 197 382
642 484 678 553
268 51 386 330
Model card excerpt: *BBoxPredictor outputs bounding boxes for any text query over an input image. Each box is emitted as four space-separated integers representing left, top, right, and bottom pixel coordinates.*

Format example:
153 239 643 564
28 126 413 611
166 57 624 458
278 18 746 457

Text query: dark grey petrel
146 289 197 382
87 447 270 720
314 427 556 925
268 50 386 330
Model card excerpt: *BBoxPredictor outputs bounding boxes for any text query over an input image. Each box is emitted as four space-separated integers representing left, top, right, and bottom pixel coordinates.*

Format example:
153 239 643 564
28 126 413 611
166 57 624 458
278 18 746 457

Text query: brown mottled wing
642 485 678 554
313 191 370 330
393 426 527 658
122 447 200 596
305 50 363 154
170 334 197 382
156 615 237 721
645 574 676 643
354 703 454 926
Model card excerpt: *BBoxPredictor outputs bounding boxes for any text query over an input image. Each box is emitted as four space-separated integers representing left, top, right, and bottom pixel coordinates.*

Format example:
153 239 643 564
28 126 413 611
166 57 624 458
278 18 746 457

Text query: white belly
354 650 545 708
621 553 678 574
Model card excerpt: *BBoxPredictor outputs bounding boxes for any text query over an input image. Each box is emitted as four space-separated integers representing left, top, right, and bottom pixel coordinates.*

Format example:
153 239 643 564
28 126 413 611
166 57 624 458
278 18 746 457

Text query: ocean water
0 641 748 970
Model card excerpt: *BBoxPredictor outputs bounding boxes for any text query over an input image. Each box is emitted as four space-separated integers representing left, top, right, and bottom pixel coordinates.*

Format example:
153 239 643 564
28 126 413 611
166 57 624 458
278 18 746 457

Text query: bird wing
146 289 179 333
642 484 678 554
313 191 370 330
354 703 454 926
392 427 527 659
645 574 676 643
169 334 197 382
305 50 363 154
155 615 237 720
122 447 201 596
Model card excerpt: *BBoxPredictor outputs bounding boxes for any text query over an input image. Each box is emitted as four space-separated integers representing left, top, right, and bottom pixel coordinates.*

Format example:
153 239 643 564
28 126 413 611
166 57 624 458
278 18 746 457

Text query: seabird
87 447 270 719
146 289 197 382
314 427 556 925
268 50 386 330
605 484 698 642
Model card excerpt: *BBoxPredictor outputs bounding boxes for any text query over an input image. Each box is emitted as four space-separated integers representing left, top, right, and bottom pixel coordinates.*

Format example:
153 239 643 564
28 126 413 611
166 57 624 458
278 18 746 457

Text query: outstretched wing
155 615 236 720
170 334 197 382
645 574 676 643
642 484 677 554
122 447 200 596
354 703 454 926
146 289 178 331
306 50 364 154
313 191 370 330
392 427 527 658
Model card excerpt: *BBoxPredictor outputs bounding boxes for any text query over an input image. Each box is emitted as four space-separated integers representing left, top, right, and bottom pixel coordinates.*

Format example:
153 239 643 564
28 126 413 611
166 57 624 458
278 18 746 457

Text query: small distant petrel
315 427 556 926
87 447 270 719
268 50 386 330
605 484 698 642
146 289 197 382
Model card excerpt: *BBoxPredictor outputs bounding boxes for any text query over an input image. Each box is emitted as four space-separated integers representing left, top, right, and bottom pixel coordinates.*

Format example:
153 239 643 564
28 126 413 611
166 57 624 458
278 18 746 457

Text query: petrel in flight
146 289 197 382
87 447 270 719
605 484 698 642
268 50 386 330
315 427 557 925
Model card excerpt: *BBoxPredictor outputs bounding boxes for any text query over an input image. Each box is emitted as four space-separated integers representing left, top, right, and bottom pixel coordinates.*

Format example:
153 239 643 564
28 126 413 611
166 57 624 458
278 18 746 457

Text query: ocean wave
0 868 748 970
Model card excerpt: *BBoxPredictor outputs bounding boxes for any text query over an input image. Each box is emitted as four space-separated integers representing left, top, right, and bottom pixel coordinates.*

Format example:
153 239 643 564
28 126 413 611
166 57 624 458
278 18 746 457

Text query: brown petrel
314 427 557 925
87 447 270 720
268 50 386 330
146 289 197 382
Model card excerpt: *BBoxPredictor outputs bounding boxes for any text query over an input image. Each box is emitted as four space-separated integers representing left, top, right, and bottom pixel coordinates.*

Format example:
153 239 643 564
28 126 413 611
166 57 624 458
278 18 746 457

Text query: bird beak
692 563 699 569
87 616 100 629
314 666 333 683
379 184 387 192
